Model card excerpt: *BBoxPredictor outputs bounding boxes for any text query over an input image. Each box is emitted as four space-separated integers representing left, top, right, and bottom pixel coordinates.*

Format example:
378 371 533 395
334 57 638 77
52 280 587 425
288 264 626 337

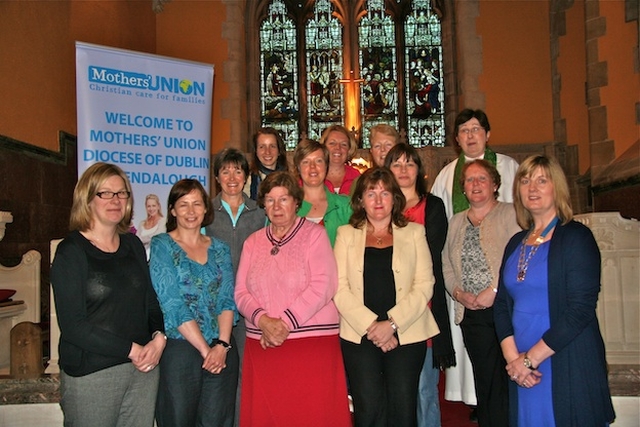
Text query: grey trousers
60 363 159 427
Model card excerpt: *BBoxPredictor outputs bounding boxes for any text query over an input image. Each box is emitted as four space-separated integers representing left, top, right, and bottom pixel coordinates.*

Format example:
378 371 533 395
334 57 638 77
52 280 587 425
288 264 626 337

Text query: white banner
76 41 213 234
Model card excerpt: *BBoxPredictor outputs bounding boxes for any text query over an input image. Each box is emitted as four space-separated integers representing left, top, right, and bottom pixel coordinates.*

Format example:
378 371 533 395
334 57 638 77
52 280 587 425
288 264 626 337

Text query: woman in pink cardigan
234 171 351 427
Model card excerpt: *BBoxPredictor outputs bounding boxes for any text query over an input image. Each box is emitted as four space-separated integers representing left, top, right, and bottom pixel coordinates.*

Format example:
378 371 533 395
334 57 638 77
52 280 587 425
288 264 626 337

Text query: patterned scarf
452 147 497 214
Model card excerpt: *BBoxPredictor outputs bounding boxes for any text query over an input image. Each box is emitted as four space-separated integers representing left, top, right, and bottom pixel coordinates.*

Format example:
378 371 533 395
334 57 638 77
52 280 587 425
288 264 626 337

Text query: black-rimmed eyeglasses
96 191 131 200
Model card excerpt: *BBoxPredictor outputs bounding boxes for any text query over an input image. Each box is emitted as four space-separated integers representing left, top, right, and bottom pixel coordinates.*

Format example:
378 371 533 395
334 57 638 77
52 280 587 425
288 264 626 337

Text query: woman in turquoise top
150 179 238 427
293 139 352 247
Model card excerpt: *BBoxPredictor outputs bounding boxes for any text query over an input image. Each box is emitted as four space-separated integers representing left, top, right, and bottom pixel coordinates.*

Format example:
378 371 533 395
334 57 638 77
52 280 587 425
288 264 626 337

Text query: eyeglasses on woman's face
457 126 484 136
96 191 131 200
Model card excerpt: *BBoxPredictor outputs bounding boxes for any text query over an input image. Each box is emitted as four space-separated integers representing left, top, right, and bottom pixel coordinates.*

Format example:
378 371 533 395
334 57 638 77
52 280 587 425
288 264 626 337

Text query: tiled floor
0 365 638 426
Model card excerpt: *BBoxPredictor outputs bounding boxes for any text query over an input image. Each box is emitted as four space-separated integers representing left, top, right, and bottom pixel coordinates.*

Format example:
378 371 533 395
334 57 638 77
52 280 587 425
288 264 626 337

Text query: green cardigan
297 188 352 247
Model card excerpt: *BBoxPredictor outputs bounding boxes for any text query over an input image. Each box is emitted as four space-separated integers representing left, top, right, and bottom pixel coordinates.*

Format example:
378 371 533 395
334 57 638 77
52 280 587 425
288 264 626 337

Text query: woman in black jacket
385 143 456 427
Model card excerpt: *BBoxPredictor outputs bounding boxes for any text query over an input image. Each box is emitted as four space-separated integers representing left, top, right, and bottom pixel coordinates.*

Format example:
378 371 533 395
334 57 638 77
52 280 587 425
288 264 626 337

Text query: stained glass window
259 0 299 149
405 0 445 147
257 0 445 150
358 0 400 147
305 0 345 141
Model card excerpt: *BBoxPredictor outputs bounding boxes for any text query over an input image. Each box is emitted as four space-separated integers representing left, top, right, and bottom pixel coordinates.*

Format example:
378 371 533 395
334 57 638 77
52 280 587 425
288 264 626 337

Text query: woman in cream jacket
334 167 439 427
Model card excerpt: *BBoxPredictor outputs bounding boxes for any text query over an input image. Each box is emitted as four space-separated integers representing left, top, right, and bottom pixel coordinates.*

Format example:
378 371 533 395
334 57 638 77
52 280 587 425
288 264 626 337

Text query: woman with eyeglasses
51 162 166 427
430 109 519 421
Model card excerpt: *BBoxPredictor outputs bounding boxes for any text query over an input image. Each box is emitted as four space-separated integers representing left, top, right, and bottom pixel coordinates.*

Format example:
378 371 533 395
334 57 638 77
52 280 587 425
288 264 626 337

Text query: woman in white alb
430 109 518 414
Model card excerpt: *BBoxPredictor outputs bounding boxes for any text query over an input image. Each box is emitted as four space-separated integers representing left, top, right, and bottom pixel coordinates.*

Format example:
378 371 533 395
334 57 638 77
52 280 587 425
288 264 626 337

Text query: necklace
266 218 305 255
517 217 559 282
467 200 497 227
368 226 390 246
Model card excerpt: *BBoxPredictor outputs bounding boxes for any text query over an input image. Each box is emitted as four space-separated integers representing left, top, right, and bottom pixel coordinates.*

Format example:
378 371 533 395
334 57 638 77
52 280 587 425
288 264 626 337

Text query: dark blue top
494 221 615 426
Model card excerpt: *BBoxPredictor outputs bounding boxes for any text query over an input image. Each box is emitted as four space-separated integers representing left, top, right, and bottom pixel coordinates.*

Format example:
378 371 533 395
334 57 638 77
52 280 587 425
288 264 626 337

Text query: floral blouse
149 233 238 343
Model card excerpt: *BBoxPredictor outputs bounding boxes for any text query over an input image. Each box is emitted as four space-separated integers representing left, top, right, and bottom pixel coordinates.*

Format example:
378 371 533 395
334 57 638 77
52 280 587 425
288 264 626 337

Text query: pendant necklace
517 216 558 282
266 217 305 255
368 226 390 246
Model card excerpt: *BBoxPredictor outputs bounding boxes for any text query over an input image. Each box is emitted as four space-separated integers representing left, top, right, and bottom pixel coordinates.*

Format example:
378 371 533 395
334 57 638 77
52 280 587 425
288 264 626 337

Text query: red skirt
240 335 352 427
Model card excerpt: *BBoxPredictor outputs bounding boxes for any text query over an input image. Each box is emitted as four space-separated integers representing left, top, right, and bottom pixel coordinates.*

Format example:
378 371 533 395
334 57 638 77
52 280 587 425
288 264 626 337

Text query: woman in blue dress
494 155 615 426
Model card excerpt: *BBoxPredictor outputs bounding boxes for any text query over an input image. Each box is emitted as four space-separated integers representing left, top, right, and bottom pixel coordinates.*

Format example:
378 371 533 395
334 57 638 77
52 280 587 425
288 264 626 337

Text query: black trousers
460 307 509 427
341 337 426 427
155 336 239 427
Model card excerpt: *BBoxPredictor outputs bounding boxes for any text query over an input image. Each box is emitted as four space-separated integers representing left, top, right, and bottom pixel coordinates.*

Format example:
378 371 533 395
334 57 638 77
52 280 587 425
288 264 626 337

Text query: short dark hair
350 167 407 230
454 108 491 135
250 127 288 174
384 143 429 198
214 148 250 178
460 159 502 200
166 179 214 232
213 148 250 193
256 171 304 211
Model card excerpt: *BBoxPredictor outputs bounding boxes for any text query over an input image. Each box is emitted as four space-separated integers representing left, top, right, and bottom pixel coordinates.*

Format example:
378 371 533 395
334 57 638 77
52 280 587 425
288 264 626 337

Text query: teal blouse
149 233 238 343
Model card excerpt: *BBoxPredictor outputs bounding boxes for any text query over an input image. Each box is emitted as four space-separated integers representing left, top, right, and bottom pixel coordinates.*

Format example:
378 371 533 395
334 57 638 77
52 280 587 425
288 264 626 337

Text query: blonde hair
69 162 133 233
319 125 358 160
144 194 163 218
369 124 400 145
513 155 573 230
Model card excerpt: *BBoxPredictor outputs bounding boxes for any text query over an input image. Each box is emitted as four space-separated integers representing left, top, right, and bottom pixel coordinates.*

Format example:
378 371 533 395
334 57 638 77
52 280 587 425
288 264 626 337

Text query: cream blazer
333 222 440 345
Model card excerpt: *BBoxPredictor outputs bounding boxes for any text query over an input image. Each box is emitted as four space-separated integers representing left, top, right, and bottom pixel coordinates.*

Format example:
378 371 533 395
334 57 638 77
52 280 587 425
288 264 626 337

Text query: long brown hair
349 167 407 230
249 127 288 174
166 179 214 232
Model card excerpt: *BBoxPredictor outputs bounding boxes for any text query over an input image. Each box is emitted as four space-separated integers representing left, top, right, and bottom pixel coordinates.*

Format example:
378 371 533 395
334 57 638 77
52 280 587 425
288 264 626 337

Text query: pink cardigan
235 219 340 340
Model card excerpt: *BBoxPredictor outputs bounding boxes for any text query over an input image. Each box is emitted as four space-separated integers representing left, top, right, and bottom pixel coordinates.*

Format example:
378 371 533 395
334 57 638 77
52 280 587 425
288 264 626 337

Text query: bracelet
215 339 232 352
388 319 398 331
490 285 497 293
151 331 166 340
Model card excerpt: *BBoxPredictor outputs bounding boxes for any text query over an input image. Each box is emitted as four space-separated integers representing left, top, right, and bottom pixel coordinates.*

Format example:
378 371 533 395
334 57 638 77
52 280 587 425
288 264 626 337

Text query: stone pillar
454 0 485 110
585 0 615 182
221 0 248 152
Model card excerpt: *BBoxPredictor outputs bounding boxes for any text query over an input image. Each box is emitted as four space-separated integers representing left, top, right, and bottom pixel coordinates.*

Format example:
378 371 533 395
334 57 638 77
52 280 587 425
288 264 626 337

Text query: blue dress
503 241 555 426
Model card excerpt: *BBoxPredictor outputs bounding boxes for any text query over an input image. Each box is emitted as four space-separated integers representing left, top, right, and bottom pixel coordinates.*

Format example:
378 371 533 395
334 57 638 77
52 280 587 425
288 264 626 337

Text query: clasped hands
128 333 166 373
201 344 228 375
366 320 398 353
506 353 542 389
258 315 290 350
456 287 496 311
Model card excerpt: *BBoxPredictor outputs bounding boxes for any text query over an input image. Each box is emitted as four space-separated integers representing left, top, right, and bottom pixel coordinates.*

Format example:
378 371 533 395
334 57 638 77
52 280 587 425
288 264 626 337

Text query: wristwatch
216 339 232 352
523 353 536 370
